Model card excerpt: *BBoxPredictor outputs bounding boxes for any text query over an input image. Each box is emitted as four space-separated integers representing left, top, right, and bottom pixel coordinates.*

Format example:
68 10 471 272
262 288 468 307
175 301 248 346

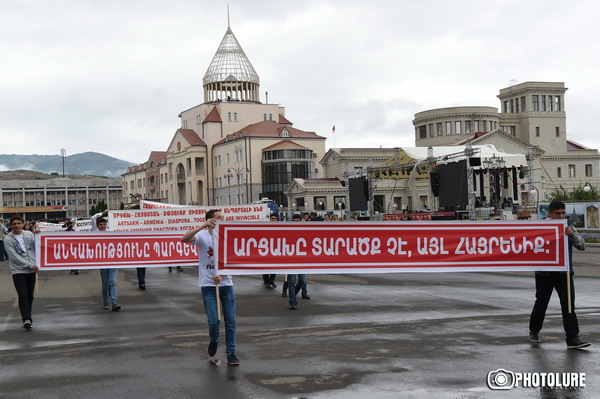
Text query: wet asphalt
1 248 599 399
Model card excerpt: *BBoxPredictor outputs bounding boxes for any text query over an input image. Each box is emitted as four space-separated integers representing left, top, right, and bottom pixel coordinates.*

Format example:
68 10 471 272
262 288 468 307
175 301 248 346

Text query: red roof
215 120 324 145
147 151 167 166
567 140 589 150
278 114 292 125
203 106 222 123
178 129 207 146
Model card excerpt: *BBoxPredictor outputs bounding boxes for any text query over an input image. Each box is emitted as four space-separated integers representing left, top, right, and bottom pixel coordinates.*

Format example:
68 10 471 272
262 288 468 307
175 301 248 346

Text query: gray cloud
1 0 599 163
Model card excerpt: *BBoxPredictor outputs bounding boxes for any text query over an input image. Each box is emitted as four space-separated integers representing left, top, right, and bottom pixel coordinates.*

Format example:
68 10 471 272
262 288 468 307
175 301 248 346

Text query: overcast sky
2 0 599 165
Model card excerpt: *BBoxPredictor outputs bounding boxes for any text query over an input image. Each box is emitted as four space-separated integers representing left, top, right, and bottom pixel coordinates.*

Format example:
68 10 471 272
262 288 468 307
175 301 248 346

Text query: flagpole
332 124 336 148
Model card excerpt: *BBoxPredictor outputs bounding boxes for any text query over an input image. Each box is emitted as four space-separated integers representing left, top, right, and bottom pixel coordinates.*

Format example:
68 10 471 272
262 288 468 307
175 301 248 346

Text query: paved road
1 248 599 398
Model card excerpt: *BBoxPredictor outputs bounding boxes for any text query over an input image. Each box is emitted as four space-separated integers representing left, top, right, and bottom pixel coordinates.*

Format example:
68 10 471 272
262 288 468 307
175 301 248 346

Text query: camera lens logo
487 369 516 390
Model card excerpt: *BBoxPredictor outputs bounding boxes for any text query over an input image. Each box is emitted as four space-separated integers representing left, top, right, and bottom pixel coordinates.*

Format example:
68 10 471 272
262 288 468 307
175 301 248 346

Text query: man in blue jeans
181 209 239 366
92 211 121 312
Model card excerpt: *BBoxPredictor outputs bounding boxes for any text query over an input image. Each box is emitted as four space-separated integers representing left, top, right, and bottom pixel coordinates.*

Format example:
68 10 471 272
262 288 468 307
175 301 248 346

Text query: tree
544 183 600 202
90 199 108 216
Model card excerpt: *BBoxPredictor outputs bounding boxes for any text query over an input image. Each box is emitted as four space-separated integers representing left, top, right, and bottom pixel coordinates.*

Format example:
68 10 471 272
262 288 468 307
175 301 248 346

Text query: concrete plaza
1 248 599 398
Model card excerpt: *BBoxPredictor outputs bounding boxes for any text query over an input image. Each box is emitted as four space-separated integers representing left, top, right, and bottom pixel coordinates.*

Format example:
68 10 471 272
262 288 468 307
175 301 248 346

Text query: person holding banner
181 209 240 366
4 216 38 330
528 201 590 349
92 212 121 312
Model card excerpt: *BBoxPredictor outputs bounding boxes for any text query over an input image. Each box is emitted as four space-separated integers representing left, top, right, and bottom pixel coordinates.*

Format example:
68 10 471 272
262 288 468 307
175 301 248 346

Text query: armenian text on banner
215 220 569 274
109 205 269 232
36 231 199 270
140 200 187 209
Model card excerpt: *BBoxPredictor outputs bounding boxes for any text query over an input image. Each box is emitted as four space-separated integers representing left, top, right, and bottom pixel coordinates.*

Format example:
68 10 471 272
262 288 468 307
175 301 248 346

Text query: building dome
203 27 260 103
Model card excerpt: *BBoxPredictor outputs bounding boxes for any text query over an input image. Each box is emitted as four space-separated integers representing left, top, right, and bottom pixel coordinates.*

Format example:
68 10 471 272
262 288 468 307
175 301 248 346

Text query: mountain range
0 152 135 178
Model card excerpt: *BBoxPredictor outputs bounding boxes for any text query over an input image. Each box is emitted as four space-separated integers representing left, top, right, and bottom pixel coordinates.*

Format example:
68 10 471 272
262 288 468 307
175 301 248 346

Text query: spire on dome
203 26 260 103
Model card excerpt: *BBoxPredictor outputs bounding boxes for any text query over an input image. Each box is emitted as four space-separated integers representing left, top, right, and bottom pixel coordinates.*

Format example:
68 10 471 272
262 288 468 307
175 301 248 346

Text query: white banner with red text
109 205 269 232
214 220 569 274
36 231 199 270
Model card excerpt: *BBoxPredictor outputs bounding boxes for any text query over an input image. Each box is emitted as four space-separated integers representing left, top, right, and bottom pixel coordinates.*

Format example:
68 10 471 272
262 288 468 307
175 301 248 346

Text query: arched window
263 114 267 120
234 112 238 122
228 112 232 122
269 114 273 121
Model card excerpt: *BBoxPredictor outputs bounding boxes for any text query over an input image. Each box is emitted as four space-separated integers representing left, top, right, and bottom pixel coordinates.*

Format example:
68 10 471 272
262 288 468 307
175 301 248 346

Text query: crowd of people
1 200 592 370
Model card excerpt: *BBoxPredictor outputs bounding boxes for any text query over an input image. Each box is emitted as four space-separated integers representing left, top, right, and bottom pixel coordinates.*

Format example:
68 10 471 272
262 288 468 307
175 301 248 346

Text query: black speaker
470 157 482 167
430 171 440 197
349 177 368 211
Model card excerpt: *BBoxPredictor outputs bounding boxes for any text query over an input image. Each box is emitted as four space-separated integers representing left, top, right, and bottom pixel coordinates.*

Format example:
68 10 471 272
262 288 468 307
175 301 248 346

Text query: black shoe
177 266 183 272
289 303 297 310
139 284 146 290
23 320 32 330
227 353 240 366
208 340 218 357
529 332 541 343
74 270 79 275
168 267 173 272
567 338 591 349
270 283 277 288
281 290 287 297
112 304 121 312
302 294 311 299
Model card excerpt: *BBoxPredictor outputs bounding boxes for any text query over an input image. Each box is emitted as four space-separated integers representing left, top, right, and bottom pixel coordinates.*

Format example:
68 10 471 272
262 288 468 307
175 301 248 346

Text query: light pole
228 167 249 205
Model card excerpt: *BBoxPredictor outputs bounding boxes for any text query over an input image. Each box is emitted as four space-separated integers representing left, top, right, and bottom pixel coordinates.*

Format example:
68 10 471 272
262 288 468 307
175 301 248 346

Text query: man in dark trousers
528 200 590 349
5 216 38 329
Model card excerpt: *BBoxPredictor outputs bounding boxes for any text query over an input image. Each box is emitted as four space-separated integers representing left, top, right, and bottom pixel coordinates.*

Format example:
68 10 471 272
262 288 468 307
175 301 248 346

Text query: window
474 121 480 132
465 121 471 135
510 99 514 113
535 127 540 137
445 122 452 135
521 96 526 112
548 96 553 111
541 95 546 111
555 127 560 137
586 164 593 177
428 123 434 138
226 153 230 164
436 123 443 136
532 95 539 111
234 112 238 122
557 167 562 178
334 196 346 209
569 165 576 178
455 121 461 135
264 114 267 120
504 101 509 113
554 96 561 111
269 114 273 121
182 120 187 129
418 126 426 139
228 112 232 122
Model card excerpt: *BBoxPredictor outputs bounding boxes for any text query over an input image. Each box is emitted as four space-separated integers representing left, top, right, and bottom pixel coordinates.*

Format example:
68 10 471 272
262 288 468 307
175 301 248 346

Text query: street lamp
228 167 249 205
584 182 592 193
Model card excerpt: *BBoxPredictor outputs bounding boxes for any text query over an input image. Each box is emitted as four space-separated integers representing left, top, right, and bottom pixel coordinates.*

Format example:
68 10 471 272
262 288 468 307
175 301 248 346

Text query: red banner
215 220 568 274
36 231 198 270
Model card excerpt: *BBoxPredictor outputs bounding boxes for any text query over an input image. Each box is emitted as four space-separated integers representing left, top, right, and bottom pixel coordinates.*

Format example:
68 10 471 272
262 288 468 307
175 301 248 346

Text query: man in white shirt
181 209 239 366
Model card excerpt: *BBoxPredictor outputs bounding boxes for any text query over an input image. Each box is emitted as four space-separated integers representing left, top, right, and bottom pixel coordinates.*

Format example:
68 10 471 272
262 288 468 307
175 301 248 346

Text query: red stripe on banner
215 220 568 274
36 231 199 270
